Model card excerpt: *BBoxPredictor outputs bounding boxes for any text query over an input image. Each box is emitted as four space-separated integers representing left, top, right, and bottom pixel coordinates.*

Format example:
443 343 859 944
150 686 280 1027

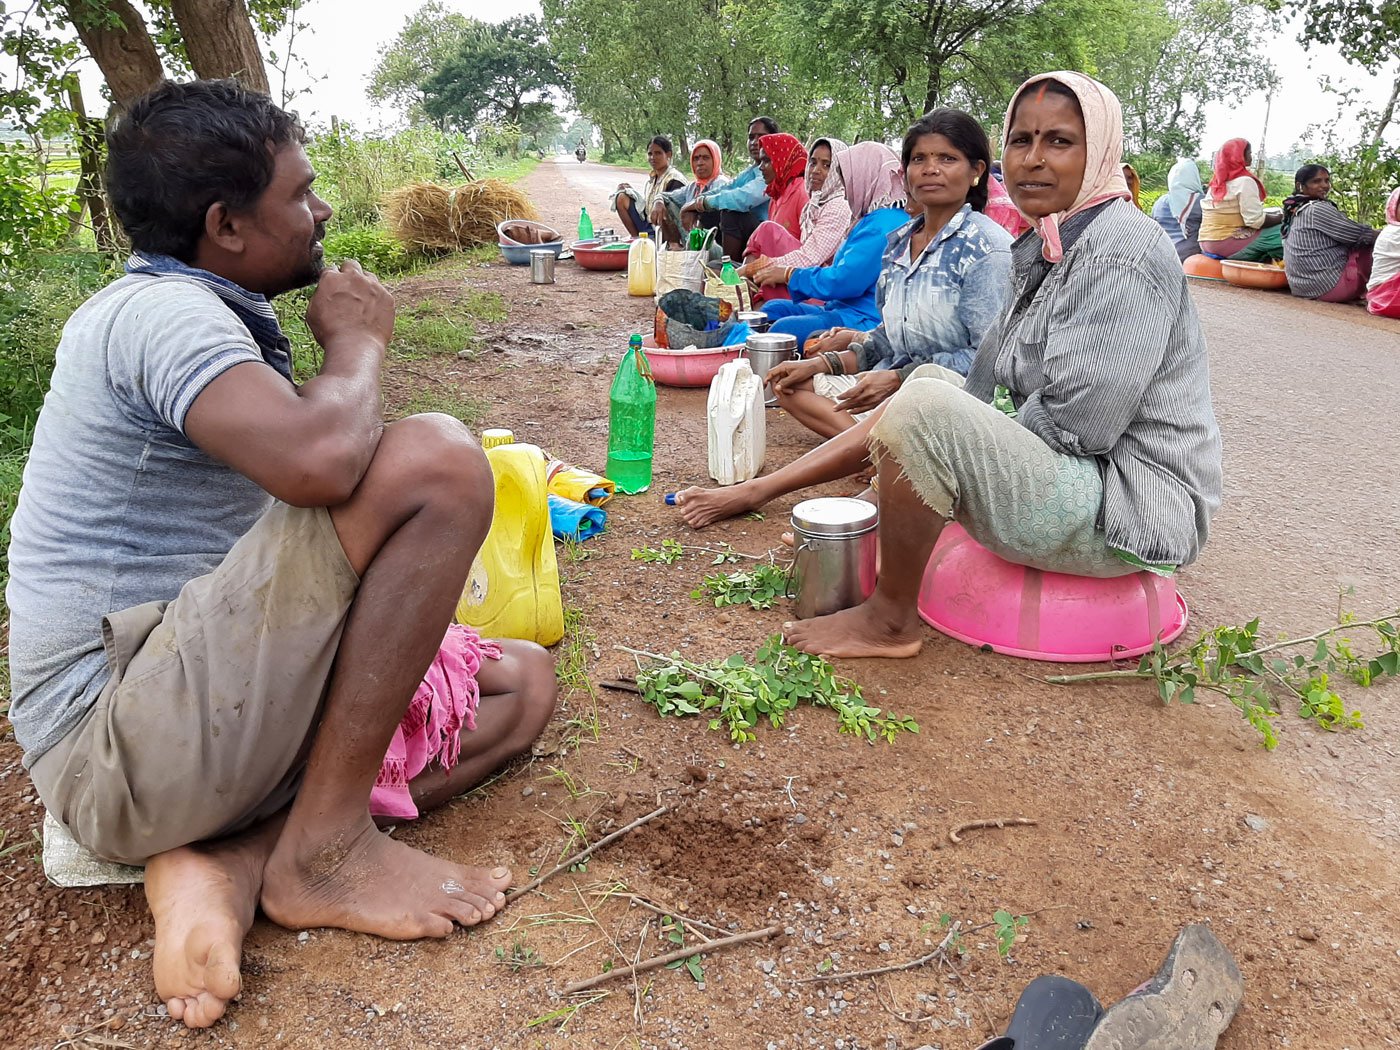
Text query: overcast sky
80 0 1388 162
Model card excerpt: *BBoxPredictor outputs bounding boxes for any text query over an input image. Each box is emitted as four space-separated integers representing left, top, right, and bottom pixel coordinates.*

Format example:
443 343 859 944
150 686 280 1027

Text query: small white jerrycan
707 358 766 485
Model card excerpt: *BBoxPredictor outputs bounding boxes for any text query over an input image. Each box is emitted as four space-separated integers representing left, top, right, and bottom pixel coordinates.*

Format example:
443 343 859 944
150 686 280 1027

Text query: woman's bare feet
784 597 924 659
146 822 279 1029
260 818 513 939
674 483 763 529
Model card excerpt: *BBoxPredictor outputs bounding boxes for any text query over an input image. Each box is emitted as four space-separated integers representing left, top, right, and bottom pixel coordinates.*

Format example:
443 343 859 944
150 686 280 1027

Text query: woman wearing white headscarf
680 72 1223 665
1152 157 1205 260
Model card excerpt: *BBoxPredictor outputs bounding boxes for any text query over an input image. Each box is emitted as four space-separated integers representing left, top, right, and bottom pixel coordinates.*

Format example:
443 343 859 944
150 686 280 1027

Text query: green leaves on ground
660 916 704 983
691 564 791 610
993 909 1029 959
629 635 918 745
631 539 684 564
1049 608 1399 749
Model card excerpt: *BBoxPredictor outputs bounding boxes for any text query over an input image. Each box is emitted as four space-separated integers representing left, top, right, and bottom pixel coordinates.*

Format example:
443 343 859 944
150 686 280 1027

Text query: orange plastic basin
1183 254 1224 281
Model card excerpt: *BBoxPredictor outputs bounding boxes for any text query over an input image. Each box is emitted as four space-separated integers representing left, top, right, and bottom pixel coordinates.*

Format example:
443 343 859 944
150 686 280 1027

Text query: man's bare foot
260 819 512 939
147 824 277 1029
674 483 762 529
784 598 924 659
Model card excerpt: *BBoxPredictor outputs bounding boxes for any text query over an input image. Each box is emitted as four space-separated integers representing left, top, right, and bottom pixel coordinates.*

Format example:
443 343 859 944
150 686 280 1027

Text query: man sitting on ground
5 80 557 1029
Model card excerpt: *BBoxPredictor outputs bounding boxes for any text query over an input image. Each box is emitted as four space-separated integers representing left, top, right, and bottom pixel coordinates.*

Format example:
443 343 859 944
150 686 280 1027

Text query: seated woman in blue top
766 109 1013 439
680 115 776 258
733 142 912 349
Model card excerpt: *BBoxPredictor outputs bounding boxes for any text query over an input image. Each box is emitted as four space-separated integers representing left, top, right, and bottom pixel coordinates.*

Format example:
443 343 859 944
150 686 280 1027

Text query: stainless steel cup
529 249 556 284
790 497 879 619
744 331 797 407
737 310 771 333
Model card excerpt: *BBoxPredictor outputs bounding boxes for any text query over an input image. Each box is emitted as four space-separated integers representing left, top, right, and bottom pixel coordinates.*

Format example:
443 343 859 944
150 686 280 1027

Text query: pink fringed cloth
370 623 502 821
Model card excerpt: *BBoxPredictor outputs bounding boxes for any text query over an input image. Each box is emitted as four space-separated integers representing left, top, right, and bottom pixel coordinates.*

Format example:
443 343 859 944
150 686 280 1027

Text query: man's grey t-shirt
6 274 287 764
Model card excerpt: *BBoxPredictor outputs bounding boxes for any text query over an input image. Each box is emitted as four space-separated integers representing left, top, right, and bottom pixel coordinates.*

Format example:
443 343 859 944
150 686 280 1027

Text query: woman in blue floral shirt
768 109 1013 439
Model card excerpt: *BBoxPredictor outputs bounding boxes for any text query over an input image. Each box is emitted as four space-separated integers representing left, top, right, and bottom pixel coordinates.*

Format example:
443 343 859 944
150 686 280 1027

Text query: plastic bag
656 246 707 296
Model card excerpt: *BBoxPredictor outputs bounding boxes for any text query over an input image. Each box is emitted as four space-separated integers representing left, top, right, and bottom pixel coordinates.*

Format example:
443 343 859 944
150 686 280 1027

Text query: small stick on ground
944 950 998 1036
506 806 669 902
618 893 719 942
600 679 641 694
793 922 962 984
947 817 1037 845
560 925 784 995
401 365 445 386
873 977 940 1024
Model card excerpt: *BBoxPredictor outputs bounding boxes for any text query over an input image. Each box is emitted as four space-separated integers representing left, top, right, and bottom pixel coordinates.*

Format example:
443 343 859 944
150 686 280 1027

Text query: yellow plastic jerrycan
455 442 564 646
627 233 657 297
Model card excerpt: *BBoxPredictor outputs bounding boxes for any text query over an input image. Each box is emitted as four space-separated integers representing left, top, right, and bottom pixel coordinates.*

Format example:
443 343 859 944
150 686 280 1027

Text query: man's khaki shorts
28 503 359 866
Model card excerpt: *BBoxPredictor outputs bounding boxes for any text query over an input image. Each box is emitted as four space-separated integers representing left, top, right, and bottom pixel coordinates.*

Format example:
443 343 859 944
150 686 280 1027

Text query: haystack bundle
384 179 540 252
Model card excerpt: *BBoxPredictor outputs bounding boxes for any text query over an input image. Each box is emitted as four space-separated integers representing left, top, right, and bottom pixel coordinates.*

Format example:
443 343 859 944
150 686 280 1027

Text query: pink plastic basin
642 338 741 388
917 523 1188 662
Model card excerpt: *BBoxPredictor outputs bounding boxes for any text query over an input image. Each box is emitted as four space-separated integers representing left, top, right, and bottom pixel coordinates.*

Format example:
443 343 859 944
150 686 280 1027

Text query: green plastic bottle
605 334 656 494
720 260 740 285
578 207 594 241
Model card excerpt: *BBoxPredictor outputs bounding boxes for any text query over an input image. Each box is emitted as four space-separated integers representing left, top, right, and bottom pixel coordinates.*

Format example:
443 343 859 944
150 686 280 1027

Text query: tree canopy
419 15 562 132
366 1 475 123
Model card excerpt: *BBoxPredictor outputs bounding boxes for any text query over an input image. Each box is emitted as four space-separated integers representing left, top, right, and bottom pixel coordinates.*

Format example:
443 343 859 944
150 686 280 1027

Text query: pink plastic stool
917 523 1188 663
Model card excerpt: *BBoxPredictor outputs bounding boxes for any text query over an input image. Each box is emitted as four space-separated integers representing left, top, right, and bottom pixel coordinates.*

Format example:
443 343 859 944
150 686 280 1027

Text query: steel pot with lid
790 497 879 619
744 331 797 407
737 310 771 333
529 249 557 284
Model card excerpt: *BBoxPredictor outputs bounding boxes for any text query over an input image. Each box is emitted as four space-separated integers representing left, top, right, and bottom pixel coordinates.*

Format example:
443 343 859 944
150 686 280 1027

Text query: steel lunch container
744 331 797 407
529 249 556 284
737 310 771 333
790 497 879 619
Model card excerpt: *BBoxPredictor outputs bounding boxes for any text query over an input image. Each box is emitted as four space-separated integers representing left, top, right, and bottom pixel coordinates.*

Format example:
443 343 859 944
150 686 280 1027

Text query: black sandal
973 973 1104 1050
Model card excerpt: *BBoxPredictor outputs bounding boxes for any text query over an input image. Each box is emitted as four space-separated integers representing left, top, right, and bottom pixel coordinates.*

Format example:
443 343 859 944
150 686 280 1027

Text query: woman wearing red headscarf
1199 138 1282 261
756 133 809 239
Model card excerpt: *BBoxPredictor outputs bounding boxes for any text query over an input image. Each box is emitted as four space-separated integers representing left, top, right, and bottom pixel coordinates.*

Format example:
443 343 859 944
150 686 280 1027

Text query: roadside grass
481 156 542 184
555 604 602 749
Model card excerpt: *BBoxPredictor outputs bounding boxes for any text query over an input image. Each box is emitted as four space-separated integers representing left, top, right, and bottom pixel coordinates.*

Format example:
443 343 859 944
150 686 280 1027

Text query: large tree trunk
63 0 164 109
64 79 124 254
168 0 270 93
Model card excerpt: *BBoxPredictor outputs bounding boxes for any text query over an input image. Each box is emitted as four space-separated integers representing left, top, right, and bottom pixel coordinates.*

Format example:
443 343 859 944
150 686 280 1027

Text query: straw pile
384 180 541 252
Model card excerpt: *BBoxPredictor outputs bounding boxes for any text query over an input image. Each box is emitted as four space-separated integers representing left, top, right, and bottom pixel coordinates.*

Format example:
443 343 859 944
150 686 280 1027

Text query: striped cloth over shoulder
1282 199 1378 299
964 199 1223 567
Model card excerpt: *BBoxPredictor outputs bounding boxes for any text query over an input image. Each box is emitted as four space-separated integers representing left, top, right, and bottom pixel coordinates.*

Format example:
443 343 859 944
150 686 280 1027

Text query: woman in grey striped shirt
759 71 1223 660
1281 164 1379 302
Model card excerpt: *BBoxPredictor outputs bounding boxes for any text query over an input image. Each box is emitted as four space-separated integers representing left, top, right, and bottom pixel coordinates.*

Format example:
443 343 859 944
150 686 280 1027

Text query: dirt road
2 156 1398 1050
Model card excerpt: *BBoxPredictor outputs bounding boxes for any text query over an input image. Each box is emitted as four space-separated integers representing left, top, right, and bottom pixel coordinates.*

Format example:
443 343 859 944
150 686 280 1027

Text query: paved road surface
545 154 647 235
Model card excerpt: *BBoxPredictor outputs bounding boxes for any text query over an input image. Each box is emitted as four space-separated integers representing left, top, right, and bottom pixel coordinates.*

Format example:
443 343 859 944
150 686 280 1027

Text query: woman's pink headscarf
690 139 723 191
830 142 906 221
1385 187 1400 226
1004 71 1131 263
1208 138 1267 203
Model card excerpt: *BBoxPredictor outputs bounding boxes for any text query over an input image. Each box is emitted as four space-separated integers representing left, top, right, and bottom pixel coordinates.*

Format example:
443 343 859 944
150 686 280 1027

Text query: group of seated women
612 118 785 260
669 70 1223 661
1150 142 1400 316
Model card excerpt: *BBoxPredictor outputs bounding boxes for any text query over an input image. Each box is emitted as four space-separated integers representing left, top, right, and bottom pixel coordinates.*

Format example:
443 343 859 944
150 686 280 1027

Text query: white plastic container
707 358 766 485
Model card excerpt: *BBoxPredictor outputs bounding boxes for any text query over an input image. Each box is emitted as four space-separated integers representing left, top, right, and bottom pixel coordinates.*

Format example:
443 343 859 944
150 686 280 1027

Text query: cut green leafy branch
692 563 792 610
631 539 685 564
631 538 766 565
1047 609 1399 749
619 635 919 745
